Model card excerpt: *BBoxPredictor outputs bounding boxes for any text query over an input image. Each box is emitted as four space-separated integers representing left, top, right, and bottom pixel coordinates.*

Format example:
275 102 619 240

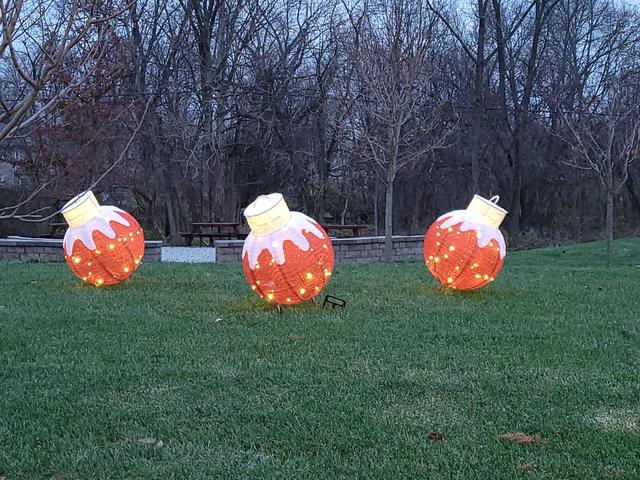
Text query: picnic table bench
321 224 369 237
180 222 246 246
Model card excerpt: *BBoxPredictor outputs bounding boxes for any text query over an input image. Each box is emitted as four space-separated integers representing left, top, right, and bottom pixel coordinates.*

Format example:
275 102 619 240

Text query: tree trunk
625 170 640 219
508 136 522 236
470 112 481 194
213 88 227 220
341 196 349 224
195 11 213 222
166 191 180 245
373 179 379 236
605 183 614 268
470 0 487 194
201 81 213 221
384 177 394 262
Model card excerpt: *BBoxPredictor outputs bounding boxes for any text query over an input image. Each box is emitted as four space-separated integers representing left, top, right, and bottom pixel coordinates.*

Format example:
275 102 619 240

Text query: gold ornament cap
62 190 101 229
244 193 291 236
466 194 507 228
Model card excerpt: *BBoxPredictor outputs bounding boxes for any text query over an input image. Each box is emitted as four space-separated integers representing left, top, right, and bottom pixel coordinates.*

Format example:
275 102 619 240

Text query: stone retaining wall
215 235 424 263
0 238 162 263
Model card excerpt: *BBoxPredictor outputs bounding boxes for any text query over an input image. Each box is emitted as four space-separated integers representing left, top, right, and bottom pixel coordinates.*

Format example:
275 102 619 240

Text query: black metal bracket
322 295 346 309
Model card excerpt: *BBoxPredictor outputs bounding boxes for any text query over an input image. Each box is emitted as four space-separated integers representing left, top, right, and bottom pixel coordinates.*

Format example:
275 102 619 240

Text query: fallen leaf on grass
498 433 541 444
137 437 164 448
602 467 625 479
427 432 444 441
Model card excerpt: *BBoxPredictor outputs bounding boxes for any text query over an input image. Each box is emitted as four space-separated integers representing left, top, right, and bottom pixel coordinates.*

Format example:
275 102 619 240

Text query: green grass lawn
1 239 639 479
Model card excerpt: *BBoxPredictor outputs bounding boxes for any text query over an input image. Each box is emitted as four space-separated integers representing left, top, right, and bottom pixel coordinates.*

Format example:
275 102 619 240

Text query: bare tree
491 0 559 236
547 0 640 265
123 0 190 242
356 0 455 260
0 99 151 221
181 0 259 221
0 0 130 143
555 77 640 266
427 0 493 194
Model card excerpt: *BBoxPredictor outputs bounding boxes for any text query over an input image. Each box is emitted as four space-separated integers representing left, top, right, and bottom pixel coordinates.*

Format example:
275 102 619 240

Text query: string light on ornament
242 193 334 306
423 194 508 291
61 191 145 286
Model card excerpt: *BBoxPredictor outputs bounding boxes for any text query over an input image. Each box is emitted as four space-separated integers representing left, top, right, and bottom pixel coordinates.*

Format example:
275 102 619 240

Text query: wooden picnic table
321 224 369 237
180 222 246 246
36 222 67 238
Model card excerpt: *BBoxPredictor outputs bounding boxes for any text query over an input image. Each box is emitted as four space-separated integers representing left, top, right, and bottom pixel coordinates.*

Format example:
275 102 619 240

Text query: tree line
1 0 639 263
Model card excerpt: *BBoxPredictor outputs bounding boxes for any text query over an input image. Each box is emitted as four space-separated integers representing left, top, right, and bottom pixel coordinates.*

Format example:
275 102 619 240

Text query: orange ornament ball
242 193 334 305
423 195 507 291
62 191 145 286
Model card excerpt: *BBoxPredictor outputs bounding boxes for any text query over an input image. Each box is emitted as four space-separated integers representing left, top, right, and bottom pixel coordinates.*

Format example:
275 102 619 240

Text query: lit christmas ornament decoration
242 193 334 305
62 191 145 286
423 195 507 291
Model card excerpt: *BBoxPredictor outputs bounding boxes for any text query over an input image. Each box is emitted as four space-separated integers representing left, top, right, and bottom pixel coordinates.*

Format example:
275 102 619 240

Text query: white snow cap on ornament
242 193 325 269
437 195 508 258
61 191 131 255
